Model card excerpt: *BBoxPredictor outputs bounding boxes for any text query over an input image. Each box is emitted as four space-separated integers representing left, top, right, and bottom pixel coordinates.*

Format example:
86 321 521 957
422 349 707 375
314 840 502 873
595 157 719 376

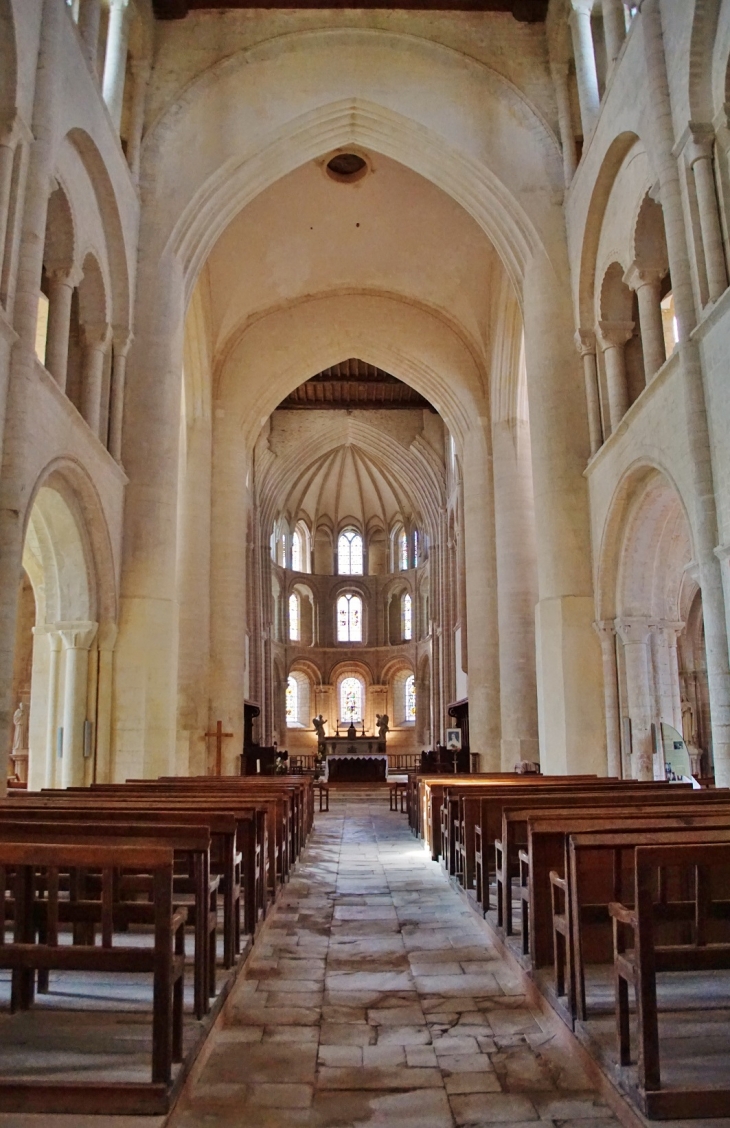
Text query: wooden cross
205 720 234 776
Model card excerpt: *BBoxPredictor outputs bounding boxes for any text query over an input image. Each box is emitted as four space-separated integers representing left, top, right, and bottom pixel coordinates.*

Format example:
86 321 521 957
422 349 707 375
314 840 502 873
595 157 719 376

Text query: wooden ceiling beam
153 0 546 20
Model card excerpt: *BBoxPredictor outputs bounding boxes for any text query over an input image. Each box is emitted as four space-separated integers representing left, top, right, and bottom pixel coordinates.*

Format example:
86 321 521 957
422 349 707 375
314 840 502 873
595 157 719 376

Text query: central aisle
171 793 622 1128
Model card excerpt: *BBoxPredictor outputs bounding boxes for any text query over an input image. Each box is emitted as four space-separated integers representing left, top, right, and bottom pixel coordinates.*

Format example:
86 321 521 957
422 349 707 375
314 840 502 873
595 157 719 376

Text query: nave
168 792 622 1128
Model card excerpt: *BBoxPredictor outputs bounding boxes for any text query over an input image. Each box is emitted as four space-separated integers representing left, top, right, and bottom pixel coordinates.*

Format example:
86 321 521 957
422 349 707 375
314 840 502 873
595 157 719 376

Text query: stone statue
681 696 695 746
376 714 390 741
12 702 28 753
312 715 327 744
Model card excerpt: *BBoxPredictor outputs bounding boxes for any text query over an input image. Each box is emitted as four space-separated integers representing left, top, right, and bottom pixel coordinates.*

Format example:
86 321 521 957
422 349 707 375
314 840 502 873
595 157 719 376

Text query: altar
324 736 388 782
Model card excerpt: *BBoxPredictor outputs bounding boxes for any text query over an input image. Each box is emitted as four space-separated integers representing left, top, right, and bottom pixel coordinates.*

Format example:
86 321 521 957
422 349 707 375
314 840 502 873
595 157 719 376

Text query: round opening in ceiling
325 152 369 183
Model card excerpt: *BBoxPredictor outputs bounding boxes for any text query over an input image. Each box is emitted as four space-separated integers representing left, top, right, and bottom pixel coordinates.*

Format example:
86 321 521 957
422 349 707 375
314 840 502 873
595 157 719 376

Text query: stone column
650 621 677 730
42 628 61 789
623 264 666 382
108 328 132 461
102 0 131 133
492 415 539 769
80 322 112 438
642 0 730 787
594 621 621 777
569 0 600 139
550 61 577 186
462 421 501 771
615 618 654 780
44 266 79 390
598 320 633 432
523 249 605 776
602 0 626 71
94 622 117 783
0 122 16 288
59 622 97 789
126 58 150 183
0 0 62 785
78 0 102 77
666 623 683 731
113 244 184 780
575 329 602 456
209 409 248 774
687 129 728 304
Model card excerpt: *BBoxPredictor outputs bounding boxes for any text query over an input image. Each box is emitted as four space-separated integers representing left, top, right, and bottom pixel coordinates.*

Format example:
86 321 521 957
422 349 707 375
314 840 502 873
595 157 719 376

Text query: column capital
648 619 685 642
685 122 716 168
593 619 616 643
97 621 118 651
715 542 730 563
46 261 83 288
112 325 134 355
58 620 98 650
614 617 652 645
597 320 634 349
32 625 63 651
574 328 596 356
569 0 594 14
81 321 112 351
623 261 665 292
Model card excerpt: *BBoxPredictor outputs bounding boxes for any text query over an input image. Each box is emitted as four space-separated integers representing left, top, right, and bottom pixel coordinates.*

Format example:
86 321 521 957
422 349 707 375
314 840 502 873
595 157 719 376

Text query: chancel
1 0 730 1122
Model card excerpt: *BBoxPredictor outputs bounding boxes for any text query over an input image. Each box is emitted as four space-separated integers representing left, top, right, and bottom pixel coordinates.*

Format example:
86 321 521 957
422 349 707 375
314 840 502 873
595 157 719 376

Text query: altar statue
312 714 327 748
376 714 390 741
12 701 28 753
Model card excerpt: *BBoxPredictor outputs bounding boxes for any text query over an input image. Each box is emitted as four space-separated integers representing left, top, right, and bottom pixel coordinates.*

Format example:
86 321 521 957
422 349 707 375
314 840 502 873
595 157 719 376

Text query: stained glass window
340 677 363 724
399 529 408 571
278 533 287 567
338 529 363 575
337 593 362 642
405 674 416 721
286 675 298 724
292 529 303 572
289 593 300 641
413 530 419 567
402 593 412 641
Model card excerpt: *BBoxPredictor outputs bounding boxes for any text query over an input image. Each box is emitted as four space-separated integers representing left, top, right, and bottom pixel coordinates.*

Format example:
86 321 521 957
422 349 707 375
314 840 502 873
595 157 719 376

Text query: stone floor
167 792 624 1128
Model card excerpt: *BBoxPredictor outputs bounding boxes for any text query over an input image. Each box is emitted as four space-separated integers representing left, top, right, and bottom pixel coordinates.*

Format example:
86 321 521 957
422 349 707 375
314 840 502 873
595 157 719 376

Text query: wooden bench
562 817 730 1022
610 841 730 1119
389 781 407 812
0 841 186 1110
0 818 215 1020
314 781 329 812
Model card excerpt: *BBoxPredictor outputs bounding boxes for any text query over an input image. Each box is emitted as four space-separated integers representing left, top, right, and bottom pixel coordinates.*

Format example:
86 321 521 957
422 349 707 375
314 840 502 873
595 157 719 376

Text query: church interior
1 0 730 1124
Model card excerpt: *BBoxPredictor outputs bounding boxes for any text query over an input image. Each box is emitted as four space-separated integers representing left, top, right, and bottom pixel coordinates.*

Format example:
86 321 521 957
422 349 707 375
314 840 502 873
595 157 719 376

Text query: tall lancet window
399 529 408 571
286 675 298 724
289 592 300 641
337 593 362 642
405 674 416 721
413 530 419 567
402 593 412 641
338 529 363 575
292 529 303 572
340 677 363 724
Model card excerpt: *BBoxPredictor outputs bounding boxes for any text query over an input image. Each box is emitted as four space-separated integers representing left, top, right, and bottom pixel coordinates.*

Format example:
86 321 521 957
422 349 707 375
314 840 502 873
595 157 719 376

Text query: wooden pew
520 804 730 976
492 785 727 928
0 841 186 1109
0 819 215 1020
610 840 730 1119
4 798 249 961
563 817 730 1022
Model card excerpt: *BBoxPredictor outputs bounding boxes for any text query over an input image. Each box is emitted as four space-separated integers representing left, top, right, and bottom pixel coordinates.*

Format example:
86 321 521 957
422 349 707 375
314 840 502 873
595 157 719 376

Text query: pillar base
500 738 540 771
113 595 178 781
535 595 606 776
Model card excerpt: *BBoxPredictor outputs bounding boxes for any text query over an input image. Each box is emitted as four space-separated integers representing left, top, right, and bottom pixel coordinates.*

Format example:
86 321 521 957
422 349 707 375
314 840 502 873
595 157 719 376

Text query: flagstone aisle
170 793 624 1128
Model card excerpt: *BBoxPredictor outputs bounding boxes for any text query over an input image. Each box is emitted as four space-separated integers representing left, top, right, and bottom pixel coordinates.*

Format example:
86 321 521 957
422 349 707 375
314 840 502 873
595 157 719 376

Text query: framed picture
445 728 462 751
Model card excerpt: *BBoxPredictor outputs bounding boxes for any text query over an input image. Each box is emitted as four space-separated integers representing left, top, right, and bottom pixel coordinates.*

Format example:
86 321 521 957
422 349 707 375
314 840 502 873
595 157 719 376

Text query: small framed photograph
445 728 462 751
